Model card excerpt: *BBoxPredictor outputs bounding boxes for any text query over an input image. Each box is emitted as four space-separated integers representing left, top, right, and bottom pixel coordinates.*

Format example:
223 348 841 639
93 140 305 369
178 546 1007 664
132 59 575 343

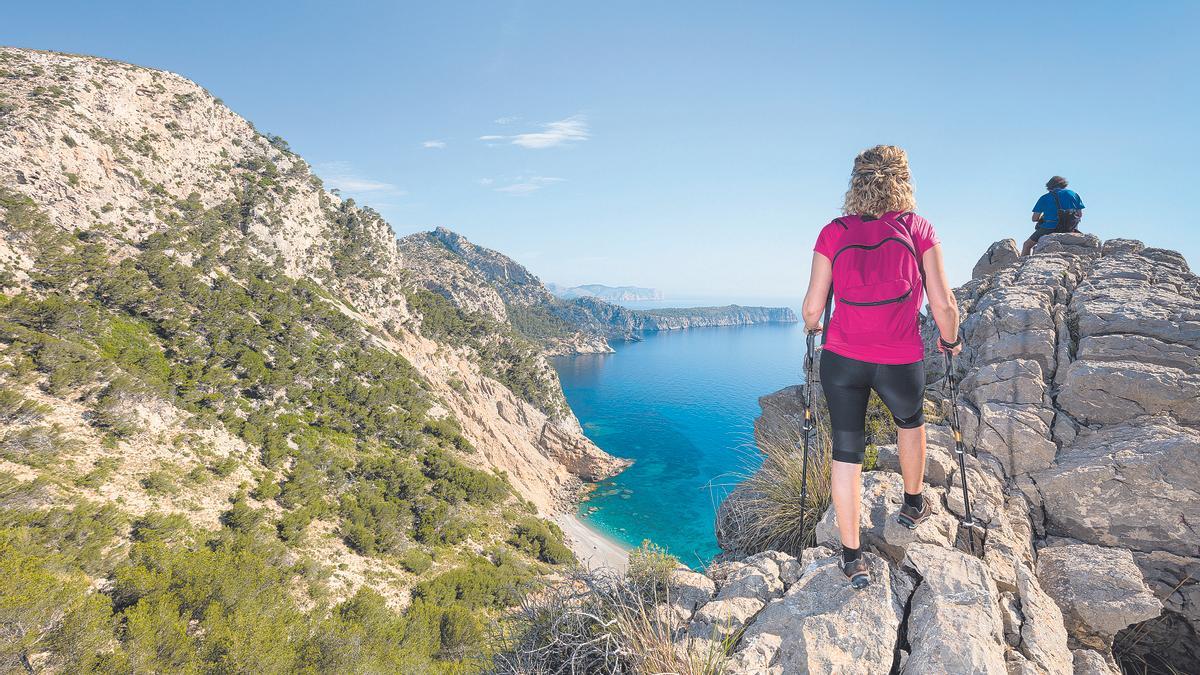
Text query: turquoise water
553 321 809 568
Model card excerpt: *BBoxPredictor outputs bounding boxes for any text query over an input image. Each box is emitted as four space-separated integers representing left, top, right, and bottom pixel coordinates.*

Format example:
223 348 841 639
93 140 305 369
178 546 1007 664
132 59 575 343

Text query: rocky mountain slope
689 232 1198 673
0 46 625 671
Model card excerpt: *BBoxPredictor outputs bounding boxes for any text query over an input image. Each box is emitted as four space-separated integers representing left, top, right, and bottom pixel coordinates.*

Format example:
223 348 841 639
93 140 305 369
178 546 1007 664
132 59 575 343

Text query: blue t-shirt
1033 189 1085 229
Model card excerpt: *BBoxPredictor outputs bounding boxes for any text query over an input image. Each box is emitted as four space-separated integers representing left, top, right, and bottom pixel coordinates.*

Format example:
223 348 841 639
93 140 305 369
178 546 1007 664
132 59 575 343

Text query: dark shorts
1027 226 1057 243
819 350 925 464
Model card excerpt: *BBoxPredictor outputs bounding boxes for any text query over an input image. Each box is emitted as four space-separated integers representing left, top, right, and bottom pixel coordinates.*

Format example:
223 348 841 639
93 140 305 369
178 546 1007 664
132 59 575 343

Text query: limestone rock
961 358 1048 408
665 567 716 623
1036 544 1162 650
971 402 1058 476
974 238 1021 279
689 551 786 640
729 553 905 675
1101 238 1144 257
1070 649 1120 675
1016 563 1073 675
1032 232 1102 258
902 543 1007 675
1032 417 1200 557
1057 359 1200 426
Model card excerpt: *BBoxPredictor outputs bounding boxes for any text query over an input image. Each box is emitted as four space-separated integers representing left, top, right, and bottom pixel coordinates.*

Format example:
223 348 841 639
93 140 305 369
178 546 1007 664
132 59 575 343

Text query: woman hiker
800 145 962 588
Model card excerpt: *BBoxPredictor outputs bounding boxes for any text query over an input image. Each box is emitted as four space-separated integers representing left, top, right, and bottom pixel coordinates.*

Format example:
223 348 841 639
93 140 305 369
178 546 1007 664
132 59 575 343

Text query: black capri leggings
819 350 925 464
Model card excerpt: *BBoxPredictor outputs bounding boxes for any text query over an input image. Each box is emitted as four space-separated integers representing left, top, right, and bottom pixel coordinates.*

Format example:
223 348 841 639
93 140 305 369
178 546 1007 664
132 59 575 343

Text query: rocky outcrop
701 232 1196 672
728 552 906 675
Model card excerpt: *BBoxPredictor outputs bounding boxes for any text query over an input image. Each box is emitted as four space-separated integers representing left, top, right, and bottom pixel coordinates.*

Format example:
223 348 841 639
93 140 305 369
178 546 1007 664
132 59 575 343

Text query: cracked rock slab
1035 544 1162 651
729 552 904 675
1032 416 1200 557
901 543 1008 674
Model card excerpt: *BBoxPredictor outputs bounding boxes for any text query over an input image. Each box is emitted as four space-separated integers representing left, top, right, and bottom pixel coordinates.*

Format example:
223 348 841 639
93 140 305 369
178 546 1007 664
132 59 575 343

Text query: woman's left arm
802 252 833 333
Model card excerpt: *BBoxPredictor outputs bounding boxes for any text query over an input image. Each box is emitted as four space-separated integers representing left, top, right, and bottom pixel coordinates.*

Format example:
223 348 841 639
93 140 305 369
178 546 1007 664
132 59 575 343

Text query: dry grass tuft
491 566 729 675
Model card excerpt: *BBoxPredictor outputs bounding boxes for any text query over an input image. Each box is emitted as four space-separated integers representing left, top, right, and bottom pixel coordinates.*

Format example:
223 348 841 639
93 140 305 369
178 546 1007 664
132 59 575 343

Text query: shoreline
554 511 630 572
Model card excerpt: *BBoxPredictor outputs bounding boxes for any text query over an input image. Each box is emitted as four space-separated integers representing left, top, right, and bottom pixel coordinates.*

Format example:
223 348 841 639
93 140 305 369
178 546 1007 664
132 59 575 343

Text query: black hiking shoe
842 557 870 589
897 495 932 530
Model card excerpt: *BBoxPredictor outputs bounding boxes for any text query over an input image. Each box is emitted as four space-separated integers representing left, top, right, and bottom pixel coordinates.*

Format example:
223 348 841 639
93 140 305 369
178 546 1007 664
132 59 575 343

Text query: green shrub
208 455 239 478
250 473 281 500
140 469 177 496
508 517 575 565
626 540 679 596
399 548 433 575
0 387 52 425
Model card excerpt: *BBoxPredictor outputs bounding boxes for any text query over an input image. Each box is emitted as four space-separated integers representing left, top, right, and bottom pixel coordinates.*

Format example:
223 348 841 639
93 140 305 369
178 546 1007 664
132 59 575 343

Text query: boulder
729 552 905 675
970 402 1058 476
1015 563 1073 675
664 567 716 623
960 358 1048 408
689 551 786 640
1035 544 1162 650
901 543 1007 674
1071 649 1120 675
1032 417 1200 557
1101 238 1144 257
1032 232 1102 258
973 238 1021 279
1056 359 1200 426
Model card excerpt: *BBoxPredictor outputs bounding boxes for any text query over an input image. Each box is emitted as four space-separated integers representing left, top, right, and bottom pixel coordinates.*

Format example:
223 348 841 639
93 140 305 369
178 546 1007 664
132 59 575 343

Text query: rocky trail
673 233 1198 674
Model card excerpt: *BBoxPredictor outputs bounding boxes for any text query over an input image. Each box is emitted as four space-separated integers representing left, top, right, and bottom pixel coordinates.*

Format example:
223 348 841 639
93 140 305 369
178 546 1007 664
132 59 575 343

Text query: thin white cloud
492 175 564 195
477 178 495 186
316 161 404 194
422 140 446 149
494 115 521 125
479 115 589 149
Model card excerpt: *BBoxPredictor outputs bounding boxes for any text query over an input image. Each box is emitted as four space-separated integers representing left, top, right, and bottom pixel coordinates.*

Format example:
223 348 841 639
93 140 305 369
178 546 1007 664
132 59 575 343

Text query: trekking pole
798 329 817 549
944 349 986 555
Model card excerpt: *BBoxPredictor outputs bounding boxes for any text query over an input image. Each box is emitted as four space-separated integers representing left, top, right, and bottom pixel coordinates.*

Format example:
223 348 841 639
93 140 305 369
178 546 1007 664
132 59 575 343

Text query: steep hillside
0 46 624 672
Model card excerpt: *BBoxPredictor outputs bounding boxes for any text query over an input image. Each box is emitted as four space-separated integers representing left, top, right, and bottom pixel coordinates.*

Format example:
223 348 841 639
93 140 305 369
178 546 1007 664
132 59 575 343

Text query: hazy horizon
5 2 1198 295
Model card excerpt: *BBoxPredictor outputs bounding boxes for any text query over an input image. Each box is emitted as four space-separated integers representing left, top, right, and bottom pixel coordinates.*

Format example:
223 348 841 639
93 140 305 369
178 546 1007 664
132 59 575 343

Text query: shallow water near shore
553 320 809 569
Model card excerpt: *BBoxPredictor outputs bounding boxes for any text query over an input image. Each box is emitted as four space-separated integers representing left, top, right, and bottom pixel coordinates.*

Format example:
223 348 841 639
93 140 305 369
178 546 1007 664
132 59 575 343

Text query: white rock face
729 553 905 675
1036 544 1162 650
901 543 1007 675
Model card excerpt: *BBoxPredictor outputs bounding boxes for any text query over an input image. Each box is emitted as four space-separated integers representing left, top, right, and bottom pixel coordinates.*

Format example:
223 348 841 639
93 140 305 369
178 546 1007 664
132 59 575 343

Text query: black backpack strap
822 285 833 345
884 211 928 293
833 217 849 230
1050 189 1062 212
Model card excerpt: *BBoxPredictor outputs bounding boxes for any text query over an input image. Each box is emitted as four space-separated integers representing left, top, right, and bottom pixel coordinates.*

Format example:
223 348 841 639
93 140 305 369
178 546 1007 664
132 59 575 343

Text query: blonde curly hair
842 145 917 216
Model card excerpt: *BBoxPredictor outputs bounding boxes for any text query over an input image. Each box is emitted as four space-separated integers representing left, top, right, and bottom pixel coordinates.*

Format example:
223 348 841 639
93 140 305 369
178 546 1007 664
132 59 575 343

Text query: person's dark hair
1046 176 1068 190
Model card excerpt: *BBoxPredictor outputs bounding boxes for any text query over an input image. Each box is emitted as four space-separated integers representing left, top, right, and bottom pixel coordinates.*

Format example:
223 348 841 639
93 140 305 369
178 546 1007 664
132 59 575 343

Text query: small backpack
1050 190 1082 232
824 212 925 344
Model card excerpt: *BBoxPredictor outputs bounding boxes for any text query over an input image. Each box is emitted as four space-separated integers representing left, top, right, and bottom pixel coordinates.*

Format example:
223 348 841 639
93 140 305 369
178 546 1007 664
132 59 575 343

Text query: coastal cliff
399 227 798 352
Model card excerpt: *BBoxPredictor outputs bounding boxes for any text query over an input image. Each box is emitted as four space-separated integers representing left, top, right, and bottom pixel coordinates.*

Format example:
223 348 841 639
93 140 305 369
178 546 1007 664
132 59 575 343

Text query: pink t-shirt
813 212 940 365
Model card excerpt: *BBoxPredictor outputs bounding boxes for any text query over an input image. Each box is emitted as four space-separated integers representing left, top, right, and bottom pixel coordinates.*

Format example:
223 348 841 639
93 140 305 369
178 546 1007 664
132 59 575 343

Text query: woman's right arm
921 244 962 354
802 252 833 333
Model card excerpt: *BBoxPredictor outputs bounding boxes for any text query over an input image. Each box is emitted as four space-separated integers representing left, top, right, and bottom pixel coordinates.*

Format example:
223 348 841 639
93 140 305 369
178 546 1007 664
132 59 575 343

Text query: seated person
1022 175 1085 256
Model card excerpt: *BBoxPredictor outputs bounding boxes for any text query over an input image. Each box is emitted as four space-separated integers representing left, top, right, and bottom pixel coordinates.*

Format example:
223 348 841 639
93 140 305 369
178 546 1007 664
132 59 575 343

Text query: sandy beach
555 512 630 572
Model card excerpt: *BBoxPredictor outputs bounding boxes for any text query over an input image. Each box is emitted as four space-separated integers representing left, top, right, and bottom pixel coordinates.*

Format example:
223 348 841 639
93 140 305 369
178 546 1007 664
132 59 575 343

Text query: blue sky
5 2 1198 300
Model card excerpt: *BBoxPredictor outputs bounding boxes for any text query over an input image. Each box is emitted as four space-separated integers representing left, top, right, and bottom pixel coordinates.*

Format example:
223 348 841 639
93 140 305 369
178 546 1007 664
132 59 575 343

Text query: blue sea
553 316 810 569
